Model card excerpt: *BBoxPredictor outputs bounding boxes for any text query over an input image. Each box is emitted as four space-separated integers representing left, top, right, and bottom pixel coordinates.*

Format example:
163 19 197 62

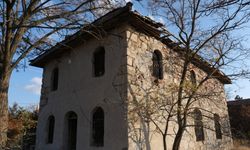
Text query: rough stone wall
36 26 129 150
125 26 233 150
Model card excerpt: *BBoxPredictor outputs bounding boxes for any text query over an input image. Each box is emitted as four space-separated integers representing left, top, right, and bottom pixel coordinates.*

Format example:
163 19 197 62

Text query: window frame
190 70 197 86
91 107 104 147
214 114 222 139
152 50 163 80
93 47 105 77
46 115 55 144
193 108 205 141
64 111 78 150
51 67 59 91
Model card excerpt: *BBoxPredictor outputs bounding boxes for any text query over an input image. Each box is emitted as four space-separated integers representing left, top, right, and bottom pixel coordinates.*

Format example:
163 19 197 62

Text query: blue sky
8 1 250 107
9 67 42 107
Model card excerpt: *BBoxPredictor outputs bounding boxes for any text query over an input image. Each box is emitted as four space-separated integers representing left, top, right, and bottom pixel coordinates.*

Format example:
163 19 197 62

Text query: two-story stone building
31 3 233 150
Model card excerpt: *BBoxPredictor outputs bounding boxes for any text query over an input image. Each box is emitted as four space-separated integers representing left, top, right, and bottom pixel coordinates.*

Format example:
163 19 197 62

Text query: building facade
31 3 233 150
228 99 250 140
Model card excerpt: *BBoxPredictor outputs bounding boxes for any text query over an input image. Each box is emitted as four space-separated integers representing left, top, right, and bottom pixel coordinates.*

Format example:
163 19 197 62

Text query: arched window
194 108 204 141
51 67 59 91
91 107 104 147
153 50 163 79
190 70 197 86
93 47 105 77
65 111 78 150
47 115 55 144
214 114 222 139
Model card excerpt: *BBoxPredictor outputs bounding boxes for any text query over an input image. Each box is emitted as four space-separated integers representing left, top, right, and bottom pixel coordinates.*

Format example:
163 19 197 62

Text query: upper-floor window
214 114 222 139
91 107 104 147
93 47 105 77
190 70 197 86
194 108 204 141
153 50 163 79
47 115 55 144
51 67 59 91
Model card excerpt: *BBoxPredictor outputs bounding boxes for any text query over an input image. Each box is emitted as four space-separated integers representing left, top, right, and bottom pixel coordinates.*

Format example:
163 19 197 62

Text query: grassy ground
232 139 250 150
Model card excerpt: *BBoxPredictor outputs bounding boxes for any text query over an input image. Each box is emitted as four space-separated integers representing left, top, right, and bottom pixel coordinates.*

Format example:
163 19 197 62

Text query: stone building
227 99 250 140
31 3 233 150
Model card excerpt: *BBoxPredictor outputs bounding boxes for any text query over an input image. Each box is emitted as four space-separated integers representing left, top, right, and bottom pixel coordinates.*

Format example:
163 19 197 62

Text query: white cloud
25 77 42 95
148 15 155 20
125 0 132 2
149 15 165 24
158 17 165 24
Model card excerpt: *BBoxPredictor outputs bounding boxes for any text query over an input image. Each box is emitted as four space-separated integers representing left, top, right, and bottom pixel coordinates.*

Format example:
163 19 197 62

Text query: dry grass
232 139 250 150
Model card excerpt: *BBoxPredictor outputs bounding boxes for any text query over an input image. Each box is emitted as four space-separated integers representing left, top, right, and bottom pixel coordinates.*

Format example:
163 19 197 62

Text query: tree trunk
0 69 11 148
163 135 167 150
172 127 184 150
141 118 151 150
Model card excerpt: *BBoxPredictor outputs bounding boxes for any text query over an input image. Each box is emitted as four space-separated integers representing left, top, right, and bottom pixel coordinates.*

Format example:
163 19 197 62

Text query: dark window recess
66 112 77 150
194 108 205 141
47 115 55 144
153 50 163 79
214 114 222 139
92 107 104 147
190 70 197 86
93 47 105 77
51 68 59 91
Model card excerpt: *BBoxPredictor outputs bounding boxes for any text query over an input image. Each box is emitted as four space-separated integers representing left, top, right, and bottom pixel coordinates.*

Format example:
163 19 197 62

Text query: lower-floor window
65 111 78 150
47 115 55 144
214 114 222 139
91 107 104 147
194 108 205 141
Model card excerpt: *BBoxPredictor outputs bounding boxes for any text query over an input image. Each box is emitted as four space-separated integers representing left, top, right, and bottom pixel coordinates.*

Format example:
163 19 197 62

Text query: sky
8 0 250 107
9 67 42 107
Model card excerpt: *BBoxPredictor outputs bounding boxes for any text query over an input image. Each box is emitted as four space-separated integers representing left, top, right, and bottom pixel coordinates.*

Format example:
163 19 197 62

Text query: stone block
127 56 134 66
130 33 138 42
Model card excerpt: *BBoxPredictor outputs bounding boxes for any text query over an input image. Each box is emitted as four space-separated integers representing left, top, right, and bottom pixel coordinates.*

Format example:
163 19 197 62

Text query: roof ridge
30 2 231 84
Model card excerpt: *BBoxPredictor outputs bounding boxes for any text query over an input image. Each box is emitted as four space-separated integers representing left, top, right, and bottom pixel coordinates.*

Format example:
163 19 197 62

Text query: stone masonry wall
125 26 233 150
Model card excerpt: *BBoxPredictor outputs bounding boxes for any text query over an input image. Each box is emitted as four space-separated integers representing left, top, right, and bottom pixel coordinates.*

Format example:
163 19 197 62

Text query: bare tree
125 0 250 150
0 0 124 147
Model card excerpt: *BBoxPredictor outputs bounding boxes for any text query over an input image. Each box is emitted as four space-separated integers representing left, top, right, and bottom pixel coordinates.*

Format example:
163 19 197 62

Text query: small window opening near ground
93 47 105 77
214 114 222 139
51 67 59 91
91 107 104 147
153 50 163 80
47 115 55 144
65 111 78 150
194 108 205 141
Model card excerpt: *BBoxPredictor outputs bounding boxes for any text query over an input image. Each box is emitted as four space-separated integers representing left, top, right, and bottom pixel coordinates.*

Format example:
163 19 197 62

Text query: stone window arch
65 111 78 150
47 115 55 144
93 47 105 77
91 107 104 147
214 113 222 139
193 108 204 141
51 67 59 91
152 50 163 79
